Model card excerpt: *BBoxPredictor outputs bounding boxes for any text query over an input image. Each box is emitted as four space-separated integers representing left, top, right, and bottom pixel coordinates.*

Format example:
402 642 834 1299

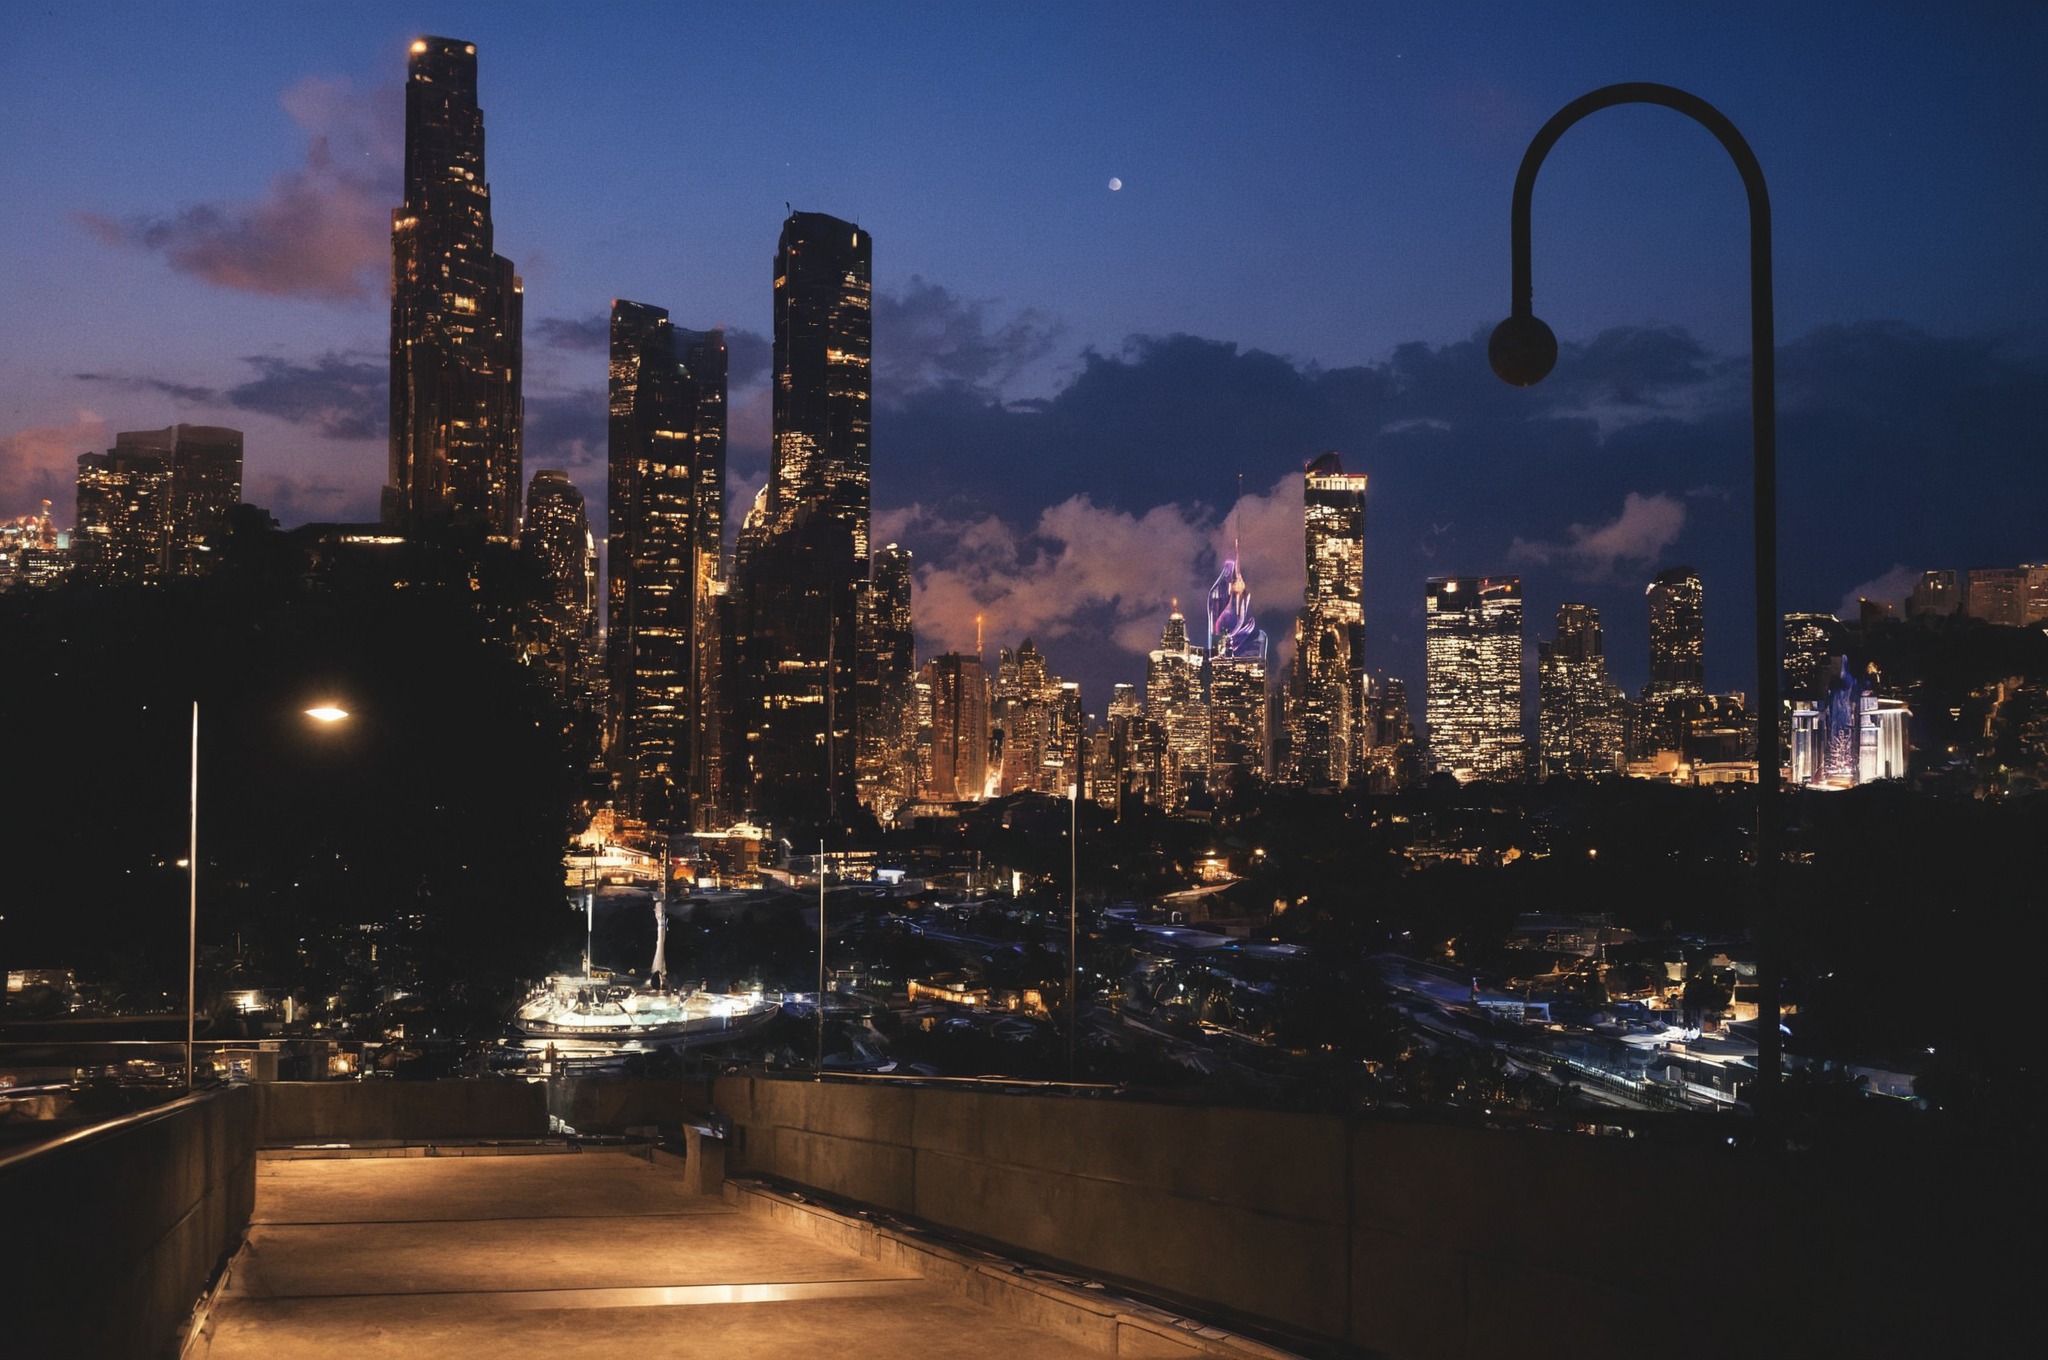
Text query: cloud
524 388 606 473
78 76 398 303
225 354 385 439
534 315 609 354
1508 492 1687 580
873 277 1062 406
72 372 216 405
1838 564 1921 620
0 411 108 515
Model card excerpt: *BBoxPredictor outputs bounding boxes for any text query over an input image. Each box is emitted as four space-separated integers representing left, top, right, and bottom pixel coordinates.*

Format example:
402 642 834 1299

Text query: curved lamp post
186 701 351 1089
1489 83 1780 1099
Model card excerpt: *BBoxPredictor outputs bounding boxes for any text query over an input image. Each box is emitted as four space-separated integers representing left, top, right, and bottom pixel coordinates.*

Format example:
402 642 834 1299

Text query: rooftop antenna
975 612 984 660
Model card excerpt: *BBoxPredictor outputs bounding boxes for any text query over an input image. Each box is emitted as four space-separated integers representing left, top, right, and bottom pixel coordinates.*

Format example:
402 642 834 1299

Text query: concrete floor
199 1151 1104 1359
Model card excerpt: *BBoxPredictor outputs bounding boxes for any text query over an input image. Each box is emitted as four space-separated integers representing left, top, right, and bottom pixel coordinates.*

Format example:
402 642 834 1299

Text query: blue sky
2 2 2043 704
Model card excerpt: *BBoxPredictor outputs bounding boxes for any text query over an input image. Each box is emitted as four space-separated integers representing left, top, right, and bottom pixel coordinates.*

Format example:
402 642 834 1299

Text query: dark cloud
78 78 397 304
873 322 2048 706
873 277 1062 406
534 315 610 354
225 354 385 440
72 372 219 405
524 389 606 474
725 329 771 387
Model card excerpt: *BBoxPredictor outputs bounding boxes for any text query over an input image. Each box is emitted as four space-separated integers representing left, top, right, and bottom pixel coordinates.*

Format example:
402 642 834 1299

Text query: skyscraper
1425 575 1525 782
729 212 872 825
1145 607 1209 803
1639 566 1706 755
1537 603 1623 778
606 301 726 834
924 653 989 803
385 36 523 541
113 425 243 575
1288 453 1367 787
522 469 598 712
855 542 916 819
73 448 172 585
1206 547 1270 786
1781 612 1839 700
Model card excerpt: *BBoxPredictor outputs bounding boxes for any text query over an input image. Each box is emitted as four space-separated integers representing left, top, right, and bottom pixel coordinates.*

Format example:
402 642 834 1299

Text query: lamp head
1489 313 1557 387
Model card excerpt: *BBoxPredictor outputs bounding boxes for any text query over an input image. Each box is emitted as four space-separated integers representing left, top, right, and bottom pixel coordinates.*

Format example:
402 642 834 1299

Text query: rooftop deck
194 1149 1273 1359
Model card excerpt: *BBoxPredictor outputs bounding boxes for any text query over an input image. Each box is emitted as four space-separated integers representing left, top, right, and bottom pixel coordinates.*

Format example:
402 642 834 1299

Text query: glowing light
410 40 427 53
305 706 350 723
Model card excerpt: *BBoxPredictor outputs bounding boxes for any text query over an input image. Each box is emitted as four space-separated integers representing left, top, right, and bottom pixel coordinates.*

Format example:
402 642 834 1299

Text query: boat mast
652 838 669 988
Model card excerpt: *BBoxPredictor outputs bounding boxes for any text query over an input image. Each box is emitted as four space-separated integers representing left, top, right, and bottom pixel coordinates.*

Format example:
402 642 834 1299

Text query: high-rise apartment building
1425 575 1525 782
385 36 523 540
1782 612 1839 700
1639 566 1706 754
522 469 598 711
1288 453 1367 787
606 301 726 834
113 425 243 575
73 448 172 585
1964 567 2029 627
1537 603 1624 778
924 653 989 803
729 212 872 825
855 543 916 820
1145 607 1209 803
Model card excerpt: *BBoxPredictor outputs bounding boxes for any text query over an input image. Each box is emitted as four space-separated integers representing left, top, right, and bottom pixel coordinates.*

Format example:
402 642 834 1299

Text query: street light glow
305 706 350 723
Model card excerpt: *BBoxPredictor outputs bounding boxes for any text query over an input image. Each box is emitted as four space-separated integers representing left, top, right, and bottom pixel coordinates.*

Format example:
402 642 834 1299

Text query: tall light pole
186 701 350 1090
1489 82 1780 1100
1068 783 1079 1081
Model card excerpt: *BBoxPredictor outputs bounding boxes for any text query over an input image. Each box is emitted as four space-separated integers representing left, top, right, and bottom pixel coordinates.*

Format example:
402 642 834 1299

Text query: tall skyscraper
522 469 599 712
113 425 243 575
729 212 871 825
73 448 172 585
924 653 988 803
1537 603 1623 778
1287 453 1367 787
1907 569 1960 620
855 542 916 819
606 301 726 834
385 36 523 541
1781 612 1839 700
1639 566 1706 755
1206 547 1270 786
1425 575 1525 782
1146 607 1209 803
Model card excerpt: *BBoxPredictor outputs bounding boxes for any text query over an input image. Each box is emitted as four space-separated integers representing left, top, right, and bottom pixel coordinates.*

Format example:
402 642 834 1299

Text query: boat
508 868 779 1047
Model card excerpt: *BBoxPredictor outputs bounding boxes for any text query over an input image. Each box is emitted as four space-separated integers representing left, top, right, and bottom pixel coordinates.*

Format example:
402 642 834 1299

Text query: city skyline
3 4 2044 707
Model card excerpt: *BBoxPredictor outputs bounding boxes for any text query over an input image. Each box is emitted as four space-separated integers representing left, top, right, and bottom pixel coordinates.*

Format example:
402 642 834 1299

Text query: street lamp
1068 783 1079 1081
1489 83 1781 1098
185 700 351 1090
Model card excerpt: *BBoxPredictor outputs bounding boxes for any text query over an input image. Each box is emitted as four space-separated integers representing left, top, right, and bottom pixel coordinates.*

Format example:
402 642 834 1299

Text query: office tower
1964 567 2028 627
2027 565 2048 625
1104 683 1153 807
1907 569 1959 620
1425 575 1525 782
1145 607 1209 802
1287 453 1367 787
113 425 242 574
606 301 726 834
1048 682 1085 794
855 542 916 820
993 637 1052 796
924 653 988 802
73 448 172 585
1357 674 1418 792
385 36 523 540
1537 603 1623 778
1782 612 1839 700
728 212 871 825
1637 566 1706 754
1206 547 1270 786
522 470 598 710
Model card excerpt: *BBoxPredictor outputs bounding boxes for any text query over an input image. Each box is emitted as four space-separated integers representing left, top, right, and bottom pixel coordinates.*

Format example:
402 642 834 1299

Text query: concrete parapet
2 1086 257 1359
255 1079 546 1145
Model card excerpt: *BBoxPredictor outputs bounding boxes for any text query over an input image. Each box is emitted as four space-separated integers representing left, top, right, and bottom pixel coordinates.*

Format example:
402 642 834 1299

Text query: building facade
924 652 989 803
855 543 917 820
1425 575 1525 782
1288 453 1367 787
112 425 243 575
1536 603 1624 778
385 35 523 540
522 469 599 713
73 448 172 585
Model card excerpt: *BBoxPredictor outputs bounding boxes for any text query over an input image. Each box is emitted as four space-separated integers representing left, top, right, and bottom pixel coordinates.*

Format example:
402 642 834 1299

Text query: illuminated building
855 543 916 820
1790 658 1910 787
522 469 598 712
1424 575 1525 782
1782 612 1838 699
1206 546 1270 785
1637 566 1706 755
0 503 66 589
1964 566 2030 626
1356 674 1418 792
606 301 726 833
1536 603 1623 778
112 425 243 575
1907 569 1959 619
924 653 988 803
728 212 871 826
2029 565 2048 625
385 36 523 541
1287 453 1367 787
73 447 172 585
1146 607 1209 803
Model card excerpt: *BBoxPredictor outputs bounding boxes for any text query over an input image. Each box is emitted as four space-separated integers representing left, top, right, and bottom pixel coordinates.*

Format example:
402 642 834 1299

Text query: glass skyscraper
1425 575 1525 782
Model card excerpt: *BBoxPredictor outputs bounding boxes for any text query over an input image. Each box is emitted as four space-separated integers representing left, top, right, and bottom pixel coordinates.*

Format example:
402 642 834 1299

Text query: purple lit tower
1207 541 1271 781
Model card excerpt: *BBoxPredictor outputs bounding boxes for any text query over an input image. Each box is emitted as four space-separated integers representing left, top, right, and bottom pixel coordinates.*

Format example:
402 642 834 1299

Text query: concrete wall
546 1075 712 1135
714 1076 2019 1360
257 1078 546 1144
4 1086 257 1360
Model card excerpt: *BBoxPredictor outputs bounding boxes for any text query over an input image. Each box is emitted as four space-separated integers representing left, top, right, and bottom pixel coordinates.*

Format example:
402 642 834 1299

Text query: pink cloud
0 411 109 521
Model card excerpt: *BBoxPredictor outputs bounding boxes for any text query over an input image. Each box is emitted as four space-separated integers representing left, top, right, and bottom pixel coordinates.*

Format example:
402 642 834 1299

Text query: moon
1107 177 1122 192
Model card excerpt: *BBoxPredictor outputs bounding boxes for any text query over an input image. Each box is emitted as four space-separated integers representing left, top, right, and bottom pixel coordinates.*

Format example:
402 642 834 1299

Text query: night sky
3 2 2042 709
